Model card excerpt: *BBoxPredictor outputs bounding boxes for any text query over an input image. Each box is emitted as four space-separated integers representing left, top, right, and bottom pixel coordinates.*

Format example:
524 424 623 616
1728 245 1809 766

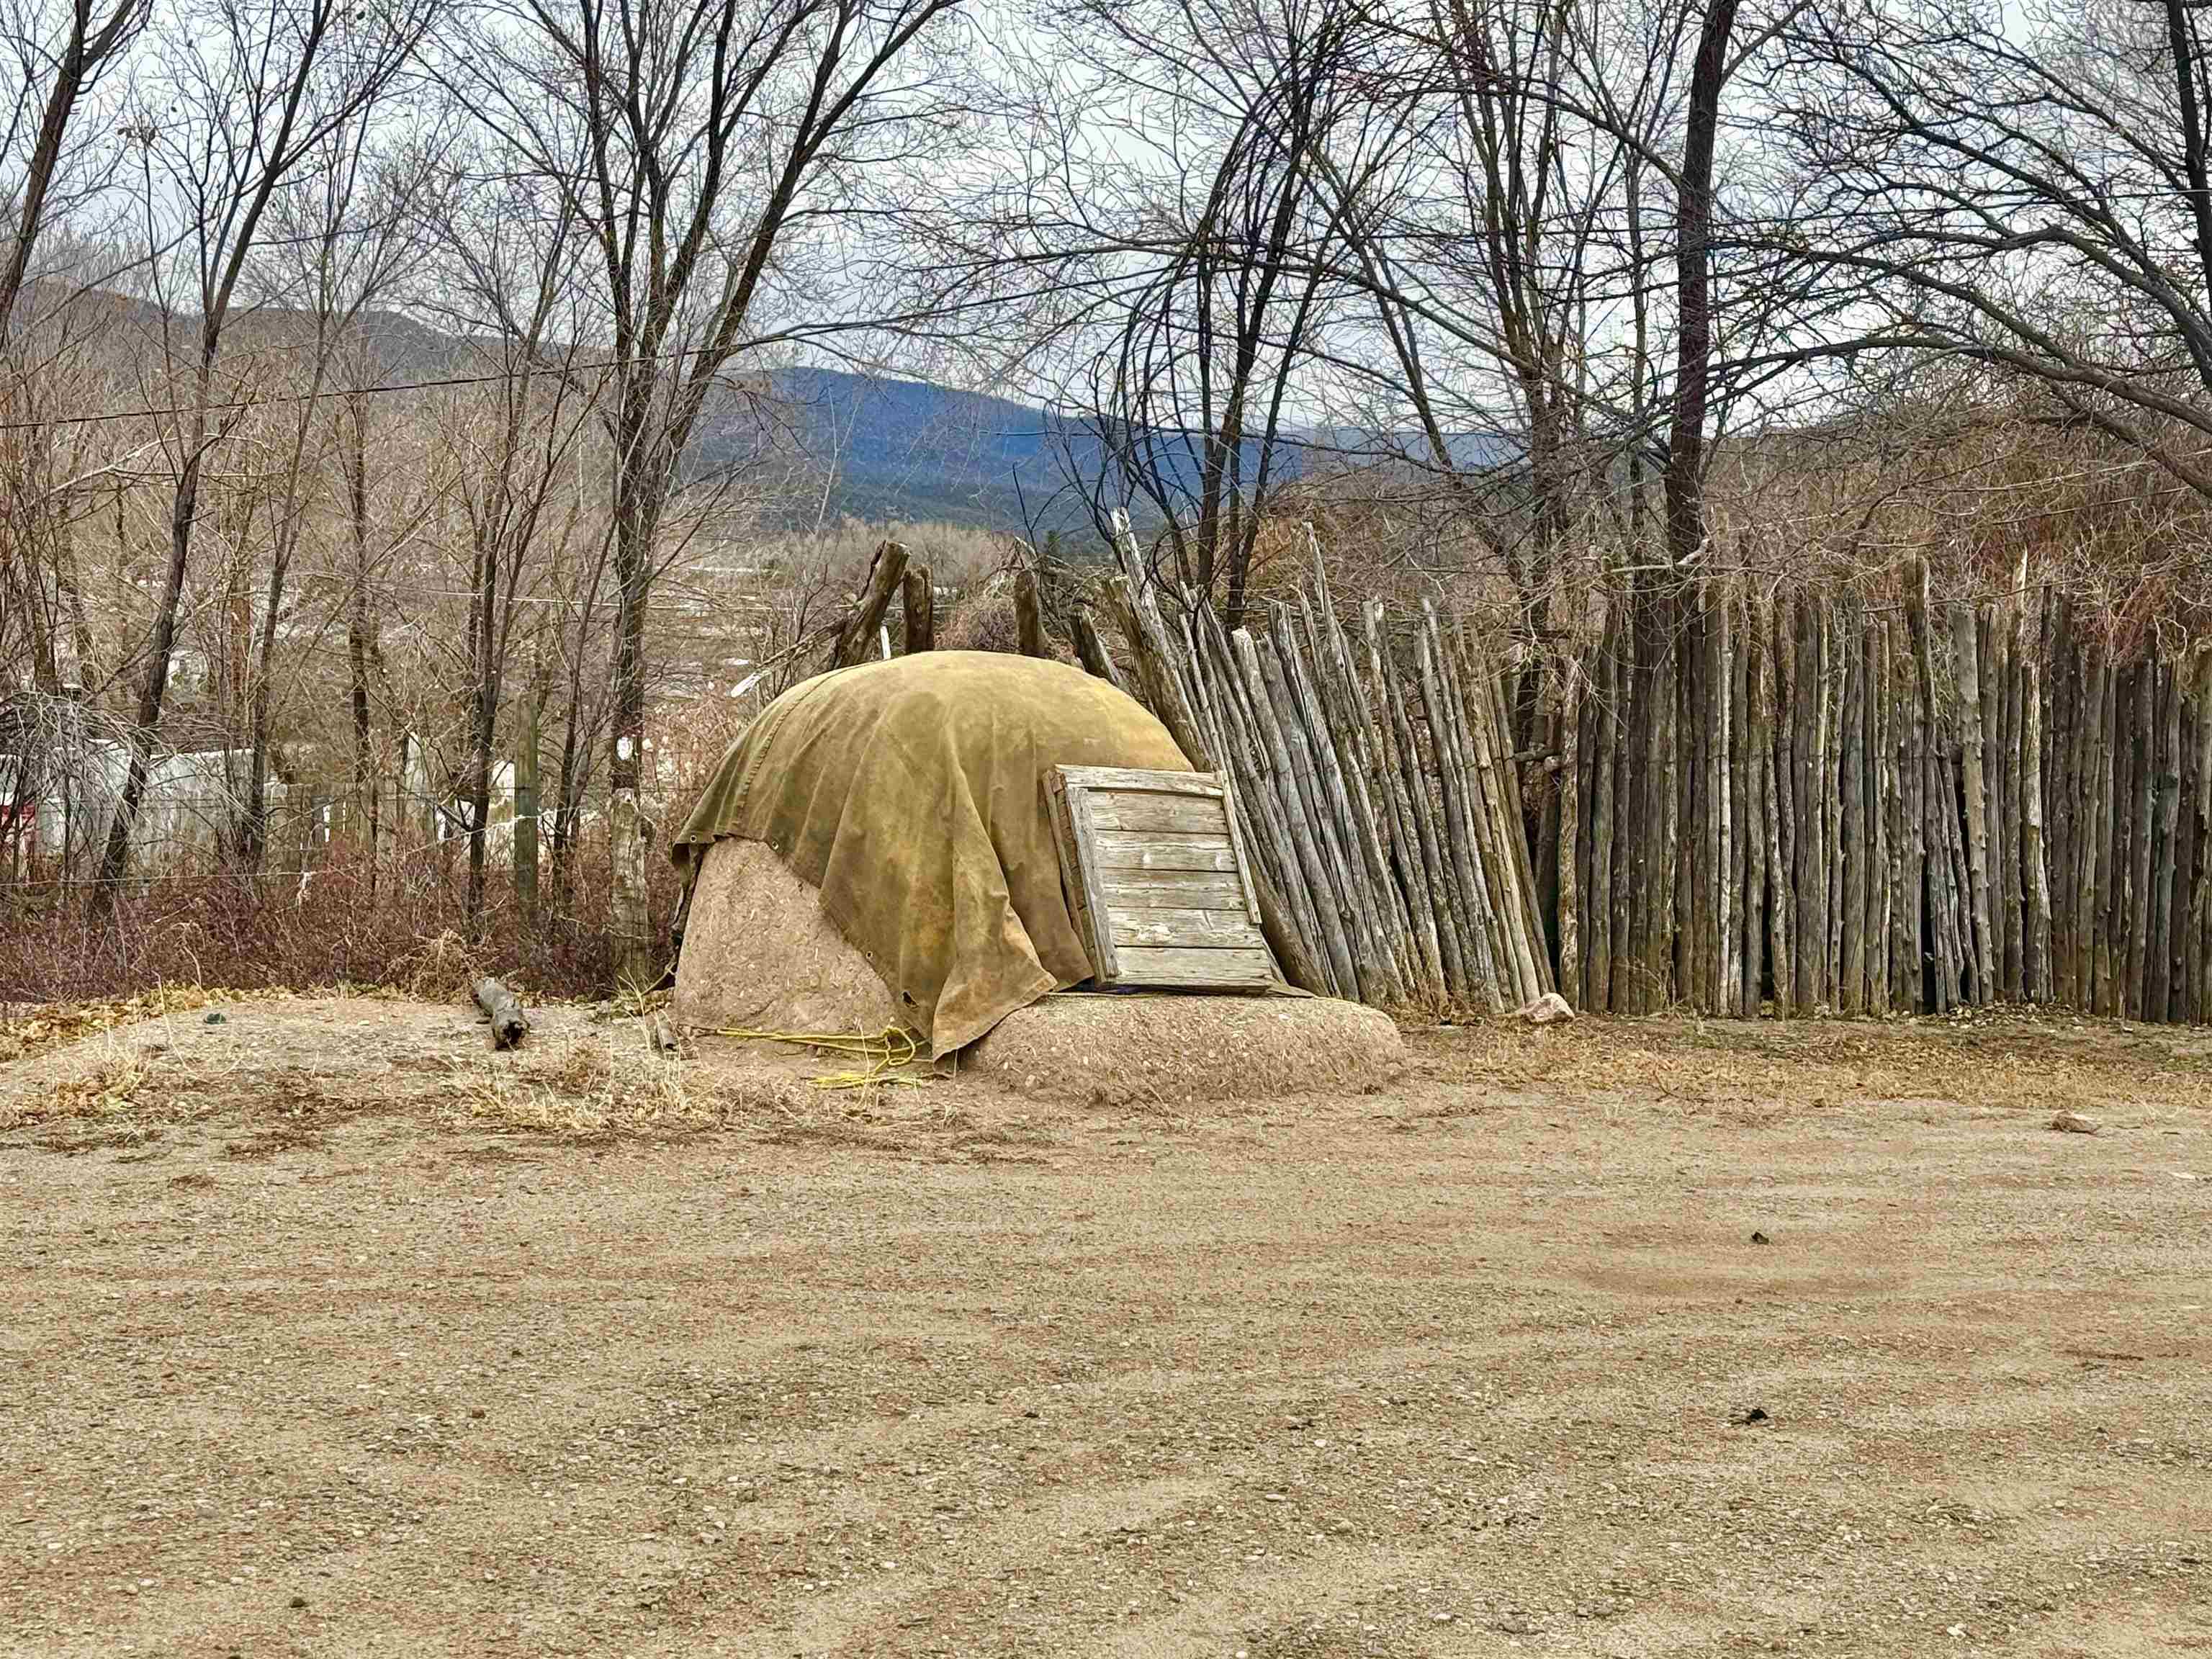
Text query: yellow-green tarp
671 651 1190 1056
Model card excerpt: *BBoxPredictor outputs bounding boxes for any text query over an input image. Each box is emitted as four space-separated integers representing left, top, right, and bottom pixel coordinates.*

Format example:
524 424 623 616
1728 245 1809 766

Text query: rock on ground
962 989 1404 1105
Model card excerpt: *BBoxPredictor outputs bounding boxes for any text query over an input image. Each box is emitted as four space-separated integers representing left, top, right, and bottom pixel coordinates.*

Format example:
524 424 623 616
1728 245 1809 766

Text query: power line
0 335 785 434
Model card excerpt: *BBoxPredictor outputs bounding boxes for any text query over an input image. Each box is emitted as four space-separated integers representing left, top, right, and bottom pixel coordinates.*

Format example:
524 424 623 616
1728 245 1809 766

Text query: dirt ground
2 994 2208 1658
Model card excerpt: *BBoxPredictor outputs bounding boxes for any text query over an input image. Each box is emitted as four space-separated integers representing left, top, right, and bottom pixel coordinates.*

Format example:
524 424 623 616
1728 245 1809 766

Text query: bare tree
0 0 149 338
1776 0 2212 508
1061 0 1379 624
1655 0 1738 583
462 0 976 985
89 0 432 907
228 124 430 869
418 140 608 920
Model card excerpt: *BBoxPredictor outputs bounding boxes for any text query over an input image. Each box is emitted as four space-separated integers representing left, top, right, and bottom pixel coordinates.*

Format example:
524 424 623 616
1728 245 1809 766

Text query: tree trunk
1661 0 1744 575
94 371 217 910
608 471 658 989
345 395 379 886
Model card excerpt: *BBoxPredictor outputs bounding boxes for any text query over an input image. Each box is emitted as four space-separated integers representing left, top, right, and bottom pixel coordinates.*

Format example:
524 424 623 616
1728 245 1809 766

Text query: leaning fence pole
1952 606 1996 1004
1365 602 1474 1004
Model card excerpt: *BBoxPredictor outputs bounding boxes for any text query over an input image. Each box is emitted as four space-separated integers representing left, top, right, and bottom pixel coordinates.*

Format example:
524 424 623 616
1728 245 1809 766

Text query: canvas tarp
671 651 1190 1056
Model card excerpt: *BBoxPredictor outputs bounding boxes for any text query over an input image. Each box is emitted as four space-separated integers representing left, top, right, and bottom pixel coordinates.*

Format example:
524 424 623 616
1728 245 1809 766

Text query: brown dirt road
2 997 2209 1657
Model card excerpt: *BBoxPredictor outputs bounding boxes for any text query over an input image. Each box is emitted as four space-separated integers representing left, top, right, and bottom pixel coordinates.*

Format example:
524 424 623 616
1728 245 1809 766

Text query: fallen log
473 977 529 1051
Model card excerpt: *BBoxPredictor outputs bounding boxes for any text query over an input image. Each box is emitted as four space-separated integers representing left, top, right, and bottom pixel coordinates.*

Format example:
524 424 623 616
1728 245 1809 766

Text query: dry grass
0 984 242 1066
1421 1004 2212 1116
0 1030 213 1149
436 1026 819 1141
3 1050 157 1143
2 989 954 1151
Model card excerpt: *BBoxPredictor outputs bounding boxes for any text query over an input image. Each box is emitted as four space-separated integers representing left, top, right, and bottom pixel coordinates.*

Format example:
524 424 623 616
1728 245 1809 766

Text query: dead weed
223 1124 330 1158
1423 1007 2212 1114
437 1028 816 1142
399 930 482 1002
4 1046 189 1148
0 986 246 1068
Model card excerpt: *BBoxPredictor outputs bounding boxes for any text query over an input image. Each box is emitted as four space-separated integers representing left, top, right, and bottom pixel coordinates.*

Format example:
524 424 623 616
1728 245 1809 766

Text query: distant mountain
711 367 1522 541
701 367 1313 544
31 285 1511 541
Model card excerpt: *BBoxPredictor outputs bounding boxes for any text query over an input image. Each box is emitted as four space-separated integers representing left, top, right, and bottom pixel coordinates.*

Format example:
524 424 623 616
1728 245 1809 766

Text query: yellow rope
710 1024 926 1090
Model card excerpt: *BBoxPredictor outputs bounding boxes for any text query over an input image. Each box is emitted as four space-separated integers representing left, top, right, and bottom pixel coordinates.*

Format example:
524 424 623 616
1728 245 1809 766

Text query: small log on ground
473 977 529 1050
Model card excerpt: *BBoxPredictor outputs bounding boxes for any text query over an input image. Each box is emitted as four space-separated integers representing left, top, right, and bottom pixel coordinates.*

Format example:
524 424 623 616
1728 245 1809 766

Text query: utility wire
0 336 781 433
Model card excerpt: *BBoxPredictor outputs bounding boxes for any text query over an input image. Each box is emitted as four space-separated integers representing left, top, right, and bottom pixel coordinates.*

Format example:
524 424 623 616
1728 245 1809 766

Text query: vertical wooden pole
1260 627 1390 1004
1231 626 1358 998
1793 600 1819 1014
1760 597 1792 1018
1908 563 1955 1010
2072 631 2100 1007
2092 653 2118 1015
1840 598 1867 1016
1365 604 1470 1005
2172 653 2201 1020
1663 641 1685 1007
903 565 935 652
1998 605 2026 998
1324 598 1439 1004
2185 655 2203 1022
1902 616 1926 1010
1703 588 1726 1010
2021 615 2051 1002
2044 598 2074 1003
1612 639 1640 1012
1730 594 1753 1016
1014 568 1046 659
1772 600 1796 1017
1588 620 1619 1012
1557 659 1582 1007
1814 601 1831 1008
2127 663 2157 1017
1291 600 1409 1002
1980 604 2010 995
1952 605 1996 1005
1867 614 1891 1013
1476 636 1553 997
1413 615 1505 1004
2152 661 2182 1020
1456 631 1544 1004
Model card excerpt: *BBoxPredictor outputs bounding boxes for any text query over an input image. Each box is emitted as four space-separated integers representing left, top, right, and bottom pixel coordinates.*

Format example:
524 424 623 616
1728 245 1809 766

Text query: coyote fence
1091 562 2212 1024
